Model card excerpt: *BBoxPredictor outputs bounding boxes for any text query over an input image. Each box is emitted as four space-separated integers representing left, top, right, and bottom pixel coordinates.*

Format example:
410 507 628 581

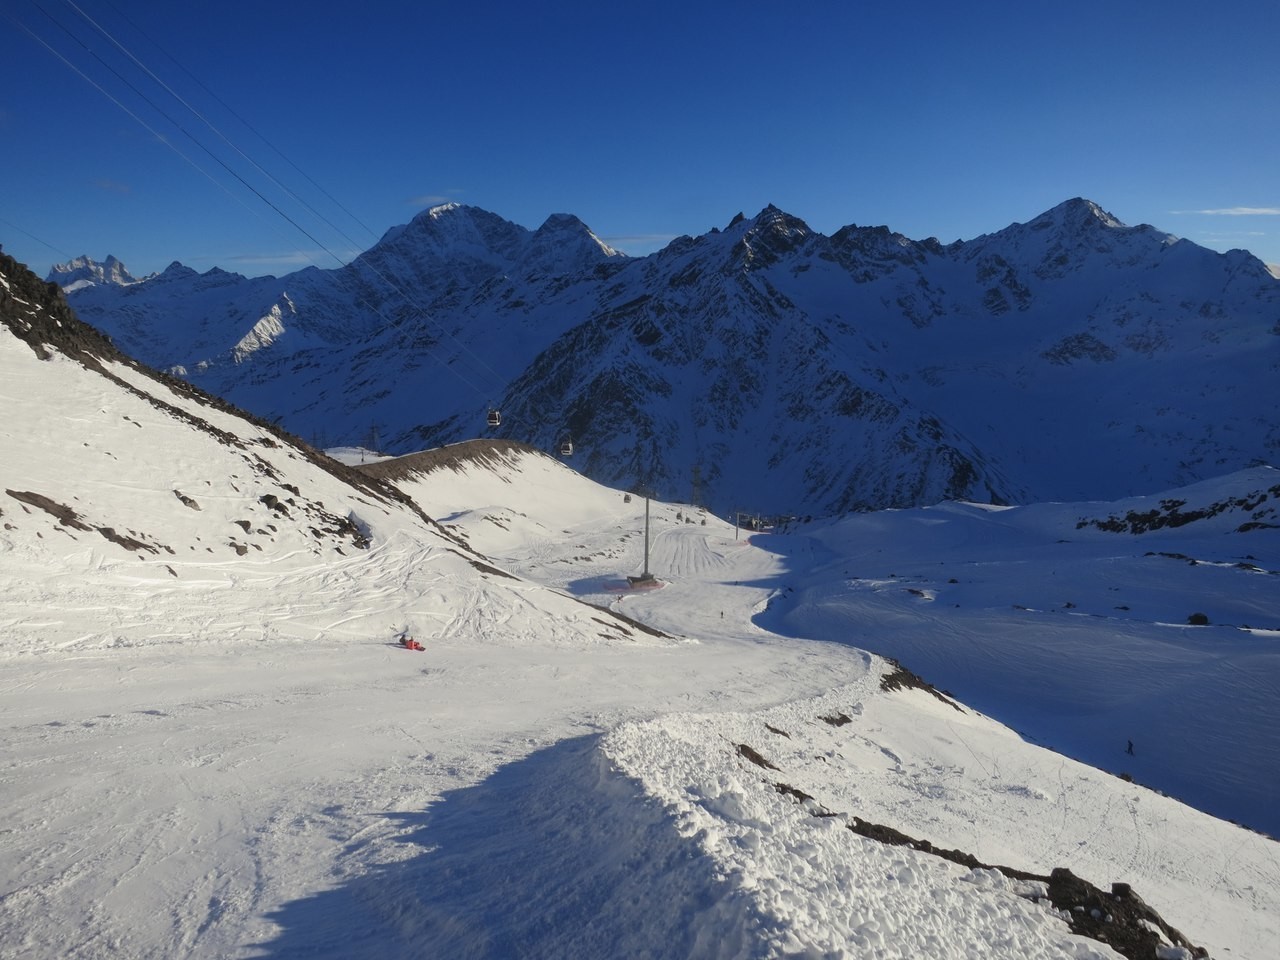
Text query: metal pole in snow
643 494 651 577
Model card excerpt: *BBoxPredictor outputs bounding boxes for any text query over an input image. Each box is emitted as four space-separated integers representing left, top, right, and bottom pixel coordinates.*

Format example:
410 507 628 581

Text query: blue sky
3 0 1278 279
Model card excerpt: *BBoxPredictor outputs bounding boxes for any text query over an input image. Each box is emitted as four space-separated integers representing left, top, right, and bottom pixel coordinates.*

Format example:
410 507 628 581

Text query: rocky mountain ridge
51 199 1280 516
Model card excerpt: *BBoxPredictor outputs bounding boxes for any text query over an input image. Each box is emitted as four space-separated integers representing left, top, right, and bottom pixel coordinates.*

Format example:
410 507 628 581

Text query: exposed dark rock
879 659 962 711
735 743 779 771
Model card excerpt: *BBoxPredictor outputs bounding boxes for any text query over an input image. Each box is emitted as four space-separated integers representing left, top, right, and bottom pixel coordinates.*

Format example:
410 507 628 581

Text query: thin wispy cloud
603 233 680 246
409 191 464 208
1172 207 1280 216
1199 231 1266 239
223 248 360 268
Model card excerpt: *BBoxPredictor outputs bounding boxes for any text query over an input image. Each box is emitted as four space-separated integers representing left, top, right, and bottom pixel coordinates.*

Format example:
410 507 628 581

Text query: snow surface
2 316 1279 957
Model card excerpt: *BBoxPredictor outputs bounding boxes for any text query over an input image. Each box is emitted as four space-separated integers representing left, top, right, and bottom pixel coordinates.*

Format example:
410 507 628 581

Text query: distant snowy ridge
45 253 144 292
53 198 1280 517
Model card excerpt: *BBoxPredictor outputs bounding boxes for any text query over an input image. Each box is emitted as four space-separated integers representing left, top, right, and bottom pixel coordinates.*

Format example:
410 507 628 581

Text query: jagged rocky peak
47 254 139 290
829 221 933 268
732 204 815 267
518 213 626 276
749 204 813 237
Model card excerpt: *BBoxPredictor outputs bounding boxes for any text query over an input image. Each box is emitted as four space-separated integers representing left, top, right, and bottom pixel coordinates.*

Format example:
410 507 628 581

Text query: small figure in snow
399 634 424 651
1126 739 1135 756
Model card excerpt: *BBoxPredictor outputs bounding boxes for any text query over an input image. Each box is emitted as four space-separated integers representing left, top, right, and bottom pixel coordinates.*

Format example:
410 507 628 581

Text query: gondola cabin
487 409 502 427
559 439 574 457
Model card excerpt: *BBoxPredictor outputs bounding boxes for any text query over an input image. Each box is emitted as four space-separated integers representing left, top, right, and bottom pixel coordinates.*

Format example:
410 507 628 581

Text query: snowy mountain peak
1017 197 1126 239
154 261 200 282
354 204 623 287
733 204 815 266
519 212 625 276
533 212 621 256
355 203 528 279
749 204 812 236
46 254 140 292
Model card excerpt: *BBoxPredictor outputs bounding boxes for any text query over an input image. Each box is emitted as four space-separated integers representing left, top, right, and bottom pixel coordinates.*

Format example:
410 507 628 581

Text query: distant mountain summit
46 254 141 292
52 200 1280 516
352 203 624 295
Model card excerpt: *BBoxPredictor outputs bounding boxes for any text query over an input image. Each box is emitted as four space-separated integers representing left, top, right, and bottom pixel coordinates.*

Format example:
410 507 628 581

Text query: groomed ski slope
1 403 1276 958
358 444 1277 959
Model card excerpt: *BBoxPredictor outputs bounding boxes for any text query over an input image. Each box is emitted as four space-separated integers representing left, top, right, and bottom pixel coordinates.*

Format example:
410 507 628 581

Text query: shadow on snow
250 735 771 960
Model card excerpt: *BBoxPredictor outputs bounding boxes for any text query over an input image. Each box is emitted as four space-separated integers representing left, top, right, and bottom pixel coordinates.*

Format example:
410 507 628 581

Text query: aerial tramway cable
12 0 512 423
88 0 384 249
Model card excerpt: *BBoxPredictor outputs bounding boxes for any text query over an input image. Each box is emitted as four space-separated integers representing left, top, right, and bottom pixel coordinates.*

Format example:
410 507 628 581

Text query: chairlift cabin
559 438 574 457
487 409 502 428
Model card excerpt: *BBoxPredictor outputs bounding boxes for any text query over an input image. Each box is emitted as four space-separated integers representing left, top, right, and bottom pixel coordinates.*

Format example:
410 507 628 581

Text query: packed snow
3 263 1279 957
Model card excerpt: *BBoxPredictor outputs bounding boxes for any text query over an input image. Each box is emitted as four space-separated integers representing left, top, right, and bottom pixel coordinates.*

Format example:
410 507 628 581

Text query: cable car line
14 0 518 430
3 4 262 227
54 0 513 402
90 0 383 248
63 0 381 267
0 216 76 262
27 0 345 273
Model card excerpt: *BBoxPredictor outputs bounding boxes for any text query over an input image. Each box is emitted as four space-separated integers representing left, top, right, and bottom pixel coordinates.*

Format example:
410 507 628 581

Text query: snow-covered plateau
3 250 1278 958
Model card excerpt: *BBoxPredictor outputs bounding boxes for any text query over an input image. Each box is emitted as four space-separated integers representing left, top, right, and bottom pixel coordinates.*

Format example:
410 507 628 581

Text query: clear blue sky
3 0 1278 279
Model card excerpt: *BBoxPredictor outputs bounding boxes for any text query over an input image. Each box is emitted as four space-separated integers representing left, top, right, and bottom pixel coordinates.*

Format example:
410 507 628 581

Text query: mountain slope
54 199 1280 516
3 249 1277 958
0 248 646 649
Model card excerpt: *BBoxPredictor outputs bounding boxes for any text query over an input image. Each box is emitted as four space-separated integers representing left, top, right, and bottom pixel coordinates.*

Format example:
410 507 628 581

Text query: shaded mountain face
52 199 1280 516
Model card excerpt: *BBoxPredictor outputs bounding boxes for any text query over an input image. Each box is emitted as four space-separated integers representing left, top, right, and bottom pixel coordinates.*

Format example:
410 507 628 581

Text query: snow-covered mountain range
45 253 143 292
4 249 1279 958
54 199 1279 516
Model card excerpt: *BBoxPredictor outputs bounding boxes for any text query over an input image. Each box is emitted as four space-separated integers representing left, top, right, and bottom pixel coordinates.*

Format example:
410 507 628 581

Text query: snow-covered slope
356 439 1278 959
55 199 1280 517
764 468 1280 835
4 251 1277 959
